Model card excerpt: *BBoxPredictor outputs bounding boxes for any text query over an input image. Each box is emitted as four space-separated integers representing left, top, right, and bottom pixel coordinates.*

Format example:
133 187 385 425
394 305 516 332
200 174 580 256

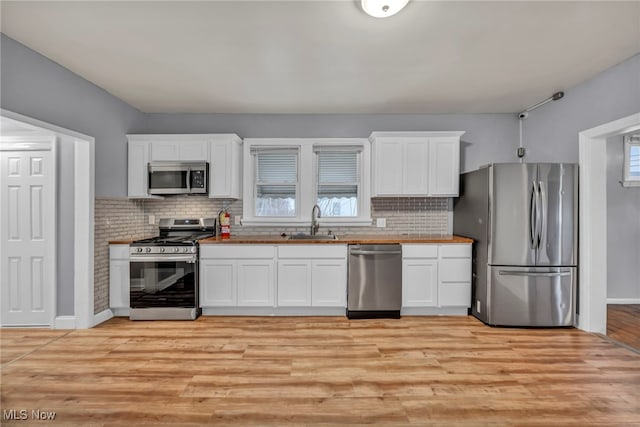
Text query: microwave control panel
191 170 205 189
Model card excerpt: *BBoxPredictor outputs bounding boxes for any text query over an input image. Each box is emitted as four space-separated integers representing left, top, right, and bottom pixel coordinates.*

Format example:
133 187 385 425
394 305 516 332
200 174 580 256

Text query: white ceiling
1 1 639 114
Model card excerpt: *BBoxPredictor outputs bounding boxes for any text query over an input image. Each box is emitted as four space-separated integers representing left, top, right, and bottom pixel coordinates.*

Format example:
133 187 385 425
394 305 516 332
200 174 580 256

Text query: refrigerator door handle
498 270 571 277
537 181 546 250
530 181 537 249
536 181 544 249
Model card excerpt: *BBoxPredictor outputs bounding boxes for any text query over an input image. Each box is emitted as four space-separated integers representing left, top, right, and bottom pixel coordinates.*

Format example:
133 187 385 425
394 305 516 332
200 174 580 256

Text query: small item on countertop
219 209 231 239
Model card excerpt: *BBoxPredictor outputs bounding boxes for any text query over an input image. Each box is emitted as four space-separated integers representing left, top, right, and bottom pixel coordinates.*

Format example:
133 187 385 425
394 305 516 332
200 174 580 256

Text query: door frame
0 135 56 326
578 112 640 333
1 109 95 329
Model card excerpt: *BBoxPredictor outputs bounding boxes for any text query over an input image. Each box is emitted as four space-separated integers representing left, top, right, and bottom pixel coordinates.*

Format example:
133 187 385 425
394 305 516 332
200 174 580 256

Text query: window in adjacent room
253 147 299 216
623 134 640 187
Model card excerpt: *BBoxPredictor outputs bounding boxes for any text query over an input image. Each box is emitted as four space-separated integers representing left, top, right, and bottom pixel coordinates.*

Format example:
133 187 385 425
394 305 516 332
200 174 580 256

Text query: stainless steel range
129 218 216 320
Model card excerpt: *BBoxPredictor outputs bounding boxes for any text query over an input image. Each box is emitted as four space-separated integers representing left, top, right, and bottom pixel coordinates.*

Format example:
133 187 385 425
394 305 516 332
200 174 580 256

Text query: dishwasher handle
350 249 402 255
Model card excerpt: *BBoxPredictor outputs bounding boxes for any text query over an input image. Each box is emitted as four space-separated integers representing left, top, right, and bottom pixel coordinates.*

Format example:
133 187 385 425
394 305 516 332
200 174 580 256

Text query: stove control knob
159 248 165 253
145 248 151 253
174 248 179 253
136 247 143 253
183 247 189 253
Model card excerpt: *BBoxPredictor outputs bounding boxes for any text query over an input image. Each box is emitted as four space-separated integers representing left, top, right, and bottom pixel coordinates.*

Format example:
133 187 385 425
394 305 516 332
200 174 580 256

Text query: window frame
623 134 640 187
242 138 372 226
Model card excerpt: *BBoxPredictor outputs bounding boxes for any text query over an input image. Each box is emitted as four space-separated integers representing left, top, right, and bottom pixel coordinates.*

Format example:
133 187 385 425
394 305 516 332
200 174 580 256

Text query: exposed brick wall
94 198 153 314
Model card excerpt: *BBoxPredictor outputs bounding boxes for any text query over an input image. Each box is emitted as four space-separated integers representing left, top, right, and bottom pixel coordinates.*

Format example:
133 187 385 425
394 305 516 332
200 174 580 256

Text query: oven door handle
130 255 197 263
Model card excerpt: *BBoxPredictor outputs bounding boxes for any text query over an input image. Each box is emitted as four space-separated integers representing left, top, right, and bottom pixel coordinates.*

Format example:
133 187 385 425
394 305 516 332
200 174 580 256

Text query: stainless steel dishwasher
347 244 402 319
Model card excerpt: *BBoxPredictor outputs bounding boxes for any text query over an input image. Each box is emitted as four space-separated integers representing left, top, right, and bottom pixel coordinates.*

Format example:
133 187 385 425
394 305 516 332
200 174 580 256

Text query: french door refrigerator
453 163 577 327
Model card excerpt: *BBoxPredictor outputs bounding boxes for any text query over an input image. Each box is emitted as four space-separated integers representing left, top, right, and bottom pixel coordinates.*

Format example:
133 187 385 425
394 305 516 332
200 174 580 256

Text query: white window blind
253 148 298 216
623 135 640 186
315 147 361 217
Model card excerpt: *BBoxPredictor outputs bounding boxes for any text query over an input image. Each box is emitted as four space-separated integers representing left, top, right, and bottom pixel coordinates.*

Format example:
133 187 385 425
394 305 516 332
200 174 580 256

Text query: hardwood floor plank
2 316 639 425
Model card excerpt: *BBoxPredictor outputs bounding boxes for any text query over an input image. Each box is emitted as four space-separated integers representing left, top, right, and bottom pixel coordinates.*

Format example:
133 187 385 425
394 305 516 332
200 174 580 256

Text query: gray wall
1 34 145 197
141 113 518 173
607 135 640 299
523 53 640 299
1 34 144 316
521 53 640 163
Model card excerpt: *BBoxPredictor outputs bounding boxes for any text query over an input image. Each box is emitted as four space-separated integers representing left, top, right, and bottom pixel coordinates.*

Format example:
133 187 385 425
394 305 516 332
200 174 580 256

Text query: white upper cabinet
370 131 465 197
209 135 242 199
127 134 242 199
150 140 209 161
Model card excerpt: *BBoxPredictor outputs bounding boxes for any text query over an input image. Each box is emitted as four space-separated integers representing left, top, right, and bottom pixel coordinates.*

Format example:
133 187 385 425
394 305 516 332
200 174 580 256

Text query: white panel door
109 258 130 310
277 260 311 306
178 141 209 161
210 141 232 198
127 141 150 197
311 260 347 307
237 260 274 306
149 142 179 161
1 148 55 326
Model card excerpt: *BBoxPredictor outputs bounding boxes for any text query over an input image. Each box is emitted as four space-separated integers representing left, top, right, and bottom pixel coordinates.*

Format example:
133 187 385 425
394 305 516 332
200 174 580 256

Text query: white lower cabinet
109 245 130 315
277 245 347 308
402 243 471 311
200 260 236 306
200 245 276 308
277 260 312 306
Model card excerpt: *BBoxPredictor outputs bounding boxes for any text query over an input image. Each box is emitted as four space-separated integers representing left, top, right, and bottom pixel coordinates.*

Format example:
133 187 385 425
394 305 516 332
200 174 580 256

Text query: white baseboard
54 316 76 329
607 298 640 305
92 309 114 327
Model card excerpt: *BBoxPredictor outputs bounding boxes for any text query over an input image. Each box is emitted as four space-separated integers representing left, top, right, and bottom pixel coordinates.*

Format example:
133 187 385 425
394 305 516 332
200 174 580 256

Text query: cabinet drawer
402 244 438 259
278 245 347 259
439 283 471 307
109 244 130 259
440 259 471 282
200 245 275 259
439 244 471 259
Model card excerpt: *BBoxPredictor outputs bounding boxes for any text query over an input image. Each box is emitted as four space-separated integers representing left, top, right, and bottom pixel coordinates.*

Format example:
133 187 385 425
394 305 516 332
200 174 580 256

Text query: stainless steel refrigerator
453 163 577 327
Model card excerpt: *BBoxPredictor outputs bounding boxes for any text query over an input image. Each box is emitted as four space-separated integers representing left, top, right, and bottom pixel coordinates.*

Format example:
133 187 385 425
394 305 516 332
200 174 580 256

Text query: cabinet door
311 260 347 307
373 140 403 196
404 140 430 195
439 258 471 307
429 137 460 196
127 141 150 197
277 260 312 306
109 259 130 309
237 260 275 306
402 259 438 307
150 141 209 161
200 260 236 306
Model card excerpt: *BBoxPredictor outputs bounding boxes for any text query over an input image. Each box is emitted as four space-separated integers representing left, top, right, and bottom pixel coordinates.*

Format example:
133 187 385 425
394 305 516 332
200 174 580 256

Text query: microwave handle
186 168 191 191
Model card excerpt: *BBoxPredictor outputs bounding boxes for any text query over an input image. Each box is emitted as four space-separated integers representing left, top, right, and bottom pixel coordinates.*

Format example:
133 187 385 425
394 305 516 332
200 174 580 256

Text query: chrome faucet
310 204 321 236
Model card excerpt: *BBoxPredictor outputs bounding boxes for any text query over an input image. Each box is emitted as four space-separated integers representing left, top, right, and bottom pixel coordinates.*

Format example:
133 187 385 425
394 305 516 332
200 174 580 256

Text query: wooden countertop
199 234 473 245
108 236 155 245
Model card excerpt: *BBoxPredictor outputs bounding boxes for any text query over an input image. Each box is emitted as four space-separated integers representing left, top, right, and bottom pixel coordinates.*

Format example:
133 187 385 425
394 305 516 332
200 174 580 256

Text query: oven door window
149 170 188 190
130 261 197 308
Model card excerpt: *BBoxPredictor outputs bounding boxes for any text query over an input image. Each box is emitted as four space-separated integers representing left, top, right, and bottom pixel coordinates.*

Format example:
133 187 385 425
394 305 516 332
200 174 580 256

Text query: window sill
621 180 640 187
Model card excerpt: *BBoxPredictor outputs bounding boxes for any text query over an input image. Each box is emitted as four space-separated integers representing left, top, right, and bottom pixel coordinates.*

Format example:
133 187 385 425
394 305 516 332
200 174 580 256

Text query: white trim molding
54 316 76 329
2 109 95 329
578 112 640 334
93 309 114 327
607 298 640 305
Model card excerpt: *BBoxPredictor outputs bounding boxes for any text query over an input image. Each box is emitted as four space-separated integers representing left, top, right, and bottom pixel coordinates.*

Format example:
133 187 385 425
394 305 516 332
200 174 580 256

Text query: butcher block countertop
198 235 473 245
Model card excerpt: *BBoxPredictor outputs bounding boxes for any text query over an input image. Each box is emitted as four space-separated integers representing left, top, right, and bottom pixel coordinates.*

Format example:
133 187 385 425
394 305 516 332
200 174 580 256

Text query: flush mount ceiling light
361 0 410 18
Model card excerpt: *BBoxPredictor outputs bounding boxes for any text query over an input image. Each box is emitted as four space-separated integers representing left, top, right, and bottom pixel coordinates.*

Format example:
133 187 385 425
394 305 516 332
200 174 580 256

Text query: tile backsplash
95 195 450 313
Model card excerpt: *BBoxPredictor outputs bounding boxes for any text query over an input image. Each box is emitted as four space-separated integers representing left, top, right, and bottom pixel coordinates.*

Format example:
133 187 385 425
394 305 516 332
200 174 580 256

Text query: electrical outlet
148 215 155 225
235 216 242 225
376 218 386 228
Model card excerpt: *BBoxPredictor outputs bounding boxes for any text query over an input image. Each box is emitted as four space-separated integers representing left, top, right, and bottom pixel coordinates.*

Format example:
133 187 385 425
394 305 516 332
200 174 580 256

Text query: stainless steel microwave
148 162 208 195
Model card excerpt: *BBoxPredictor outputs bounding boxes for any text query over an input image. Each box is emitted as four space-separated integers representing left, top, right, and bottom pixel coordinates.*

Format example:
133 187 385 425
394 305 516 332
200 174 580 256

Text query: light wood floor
2 316 639 426
608 304 640 350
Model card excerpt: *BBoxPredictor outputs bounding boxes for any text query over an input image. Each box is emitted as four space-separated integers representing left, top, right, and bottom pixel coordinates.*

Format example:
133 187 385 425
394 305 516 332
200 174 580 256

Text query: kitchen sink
288 234 338 240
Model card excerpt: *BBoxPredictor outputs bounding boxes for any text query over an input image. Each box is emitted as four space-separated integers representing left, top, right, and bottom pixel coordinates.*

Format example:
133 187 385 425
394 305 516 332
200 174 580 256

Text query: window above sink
242 138 373 227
